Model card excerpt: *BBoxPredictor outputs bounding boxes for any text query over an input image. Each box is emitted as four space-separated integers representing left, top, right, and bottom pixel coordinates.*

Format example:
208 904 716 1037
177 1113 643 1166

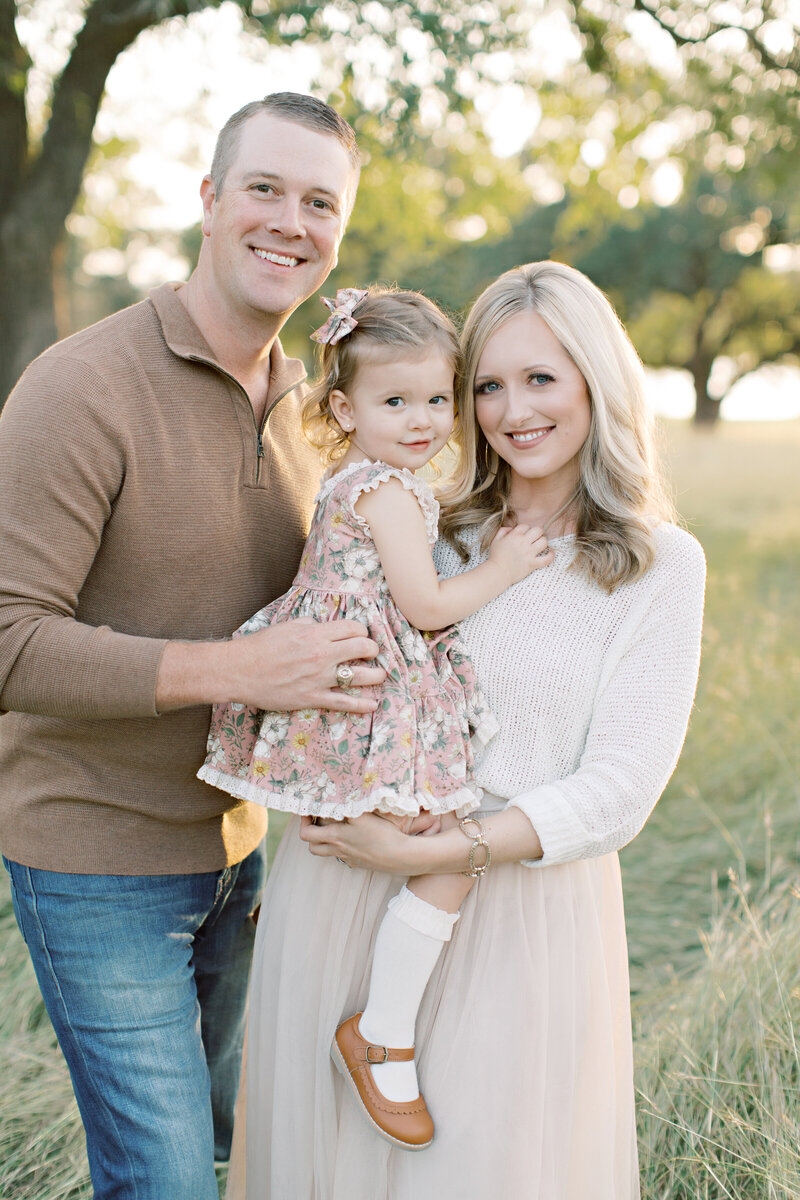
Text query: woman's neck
508 475 579 537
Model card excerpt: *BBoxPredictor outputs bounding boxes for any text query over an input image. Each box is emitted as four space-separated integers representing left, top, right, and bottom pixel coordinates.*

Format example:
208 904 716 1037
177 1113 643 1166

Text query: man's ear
328 389 354 432
200 175 217 238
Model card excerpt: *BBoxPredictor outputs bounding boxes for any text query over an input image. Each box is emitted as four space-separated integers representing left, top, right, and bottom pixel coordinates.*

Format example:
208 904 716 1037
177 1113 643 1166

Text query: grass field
1 419 798 1198
624 420 800 1198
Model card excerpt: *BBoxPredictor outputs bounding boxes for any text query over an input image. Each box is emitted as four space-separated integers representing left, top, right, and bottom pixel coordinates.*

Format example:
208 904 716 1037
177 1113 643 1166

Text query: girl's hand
488 524 553 585
299 813 428 875
377 811 441 836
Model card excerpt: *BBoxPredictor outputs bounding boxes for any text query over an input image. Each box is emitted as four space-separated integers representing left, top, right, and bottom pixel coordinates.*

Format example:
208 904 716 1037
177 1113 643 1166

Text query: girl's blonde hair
301 286 462 464
438 261 675 591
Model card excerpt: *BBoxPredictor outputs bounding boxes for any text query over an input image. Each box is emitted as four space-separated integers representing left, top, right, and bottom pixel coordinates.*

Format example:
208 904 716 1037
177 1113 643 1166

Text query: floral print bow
311 288 369 346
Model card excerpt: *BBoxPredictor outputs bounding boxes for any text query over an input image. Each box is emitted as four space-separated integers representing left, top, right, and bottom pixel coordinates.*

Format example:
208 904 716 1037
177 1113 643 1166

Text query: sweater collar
148 282 307 403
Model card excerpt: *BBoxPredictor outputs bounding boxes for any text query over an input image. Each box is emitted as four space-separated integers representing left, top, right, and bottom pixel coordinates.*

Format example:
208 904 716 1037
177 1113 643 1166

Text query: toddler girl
198 286 552 1150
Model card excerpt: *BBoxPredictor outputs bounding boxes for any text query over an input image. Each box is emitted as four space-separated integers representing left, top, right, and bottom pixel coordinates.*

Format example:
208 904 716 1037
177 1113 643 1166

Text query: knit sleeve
508 533 706 866
0 354 166 719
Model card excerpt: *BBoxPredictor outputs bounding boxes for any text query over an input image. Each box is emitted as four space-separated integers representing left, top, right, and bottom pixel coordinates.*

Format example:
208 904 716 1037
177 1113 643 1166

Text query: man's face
200 113 355 327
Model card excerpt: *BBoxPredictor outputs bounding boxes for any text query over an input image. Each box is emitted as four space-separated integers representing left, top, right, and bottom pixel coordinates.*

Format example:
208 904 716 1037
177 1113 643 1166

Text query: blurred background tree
399 0 800 424
1 0 799 421
0 0 533 402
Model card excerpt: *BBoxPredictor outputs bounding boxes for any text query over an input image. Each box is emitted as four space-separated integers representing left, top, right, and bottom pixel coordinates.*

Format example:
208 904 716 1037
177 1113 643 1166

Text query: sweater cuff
96 630 169 719
0 624 168 720
506 786 593 868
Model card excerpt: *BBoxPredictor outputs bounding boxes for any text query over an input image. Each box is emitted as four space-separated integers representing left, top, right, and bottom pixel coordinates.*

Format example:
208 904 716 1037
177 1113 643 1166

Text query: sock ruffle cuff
388 885 460 942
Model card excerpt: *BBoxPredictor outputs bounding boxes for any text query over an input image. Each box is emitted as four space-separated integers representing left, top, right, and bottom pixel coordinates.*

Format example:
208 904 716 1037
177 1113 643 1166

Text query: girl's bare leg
407 812 475 911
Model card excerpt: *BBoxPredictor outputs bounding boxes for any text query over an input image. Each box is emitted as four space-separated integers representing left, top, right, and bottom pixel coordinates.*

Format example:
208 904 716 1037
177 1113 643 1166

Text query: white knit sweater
434 523 706 867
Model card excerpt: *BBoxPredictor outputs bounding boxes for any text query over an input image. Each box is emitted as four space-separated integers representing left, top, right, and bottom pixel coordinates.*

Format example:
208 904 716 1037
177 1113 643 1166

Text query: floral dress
197 460 497 821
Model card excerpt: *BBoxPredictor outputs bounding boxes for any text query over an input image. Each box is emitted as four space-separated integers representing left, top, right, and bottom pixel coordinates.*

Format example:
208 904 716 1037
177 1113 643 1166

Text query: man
0 93 383 1200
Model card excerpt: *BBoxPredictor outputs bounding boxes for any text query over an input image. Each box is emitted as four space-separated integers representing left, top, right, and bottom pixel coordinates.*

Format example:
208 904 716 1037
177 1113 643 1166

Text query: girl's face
473 310 591 492
330 348 456 472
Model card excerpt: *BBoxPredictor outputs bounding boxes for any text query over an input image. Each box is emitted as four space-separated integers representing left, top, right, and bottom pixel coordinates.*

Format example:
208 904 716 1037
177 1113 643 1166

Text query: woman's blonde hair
438 261 674 591
301 286 462 464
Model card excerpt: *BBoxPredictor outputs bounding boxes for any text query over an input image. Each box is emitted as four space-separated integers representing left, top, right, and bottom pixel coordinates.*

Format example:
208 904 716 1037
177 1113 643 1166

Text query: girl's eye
385 396 404 408
429 395 450 406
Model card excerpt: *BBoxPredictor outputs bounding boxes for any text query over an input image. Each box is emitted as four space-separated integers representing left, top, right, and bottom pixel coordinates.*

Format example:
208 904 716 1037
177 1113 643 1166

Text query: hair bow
311 288 369 346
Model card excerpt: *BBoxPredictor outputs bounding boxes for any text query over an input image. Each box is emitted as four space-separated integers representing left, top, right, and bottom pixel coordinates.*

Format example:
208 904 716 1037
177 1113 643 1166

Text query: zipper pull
256 432 264 458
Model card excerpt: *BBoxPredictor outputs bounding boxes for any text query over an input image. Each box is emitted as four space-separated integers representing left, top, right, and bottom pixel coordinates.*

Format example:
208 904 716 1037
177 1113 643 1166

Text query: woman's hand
299 806 544 874
299 813 431 875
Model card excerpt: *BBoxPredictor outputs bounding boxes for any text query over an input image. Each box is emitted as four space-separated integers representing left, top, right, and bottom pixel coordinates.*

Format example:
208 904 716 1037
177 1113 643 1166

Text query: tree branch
630 0 722 48
742 27 799 75
631 0 796 73
24 0 224 239
0 0 30 207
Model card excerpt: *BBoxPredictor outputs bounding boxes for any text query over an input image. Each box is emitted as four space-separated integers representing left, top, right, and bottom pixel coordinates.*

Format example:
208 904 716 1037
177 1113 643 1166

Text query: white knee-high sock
358 886 459 1102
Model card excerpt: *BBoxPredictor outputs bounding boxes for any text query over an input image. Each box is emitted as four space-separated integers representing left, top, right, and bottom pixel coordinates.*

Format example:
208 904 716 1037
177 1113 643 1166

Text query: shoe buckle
365 1044 389 1064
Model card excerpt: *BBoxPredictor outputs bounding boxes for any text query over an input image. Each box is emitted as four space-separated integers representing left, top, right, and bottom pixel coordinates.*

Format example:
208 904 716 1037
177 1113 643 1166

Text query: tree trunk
693 382 720 426
0 0 191 407
0 214 60 404
688 336 719 426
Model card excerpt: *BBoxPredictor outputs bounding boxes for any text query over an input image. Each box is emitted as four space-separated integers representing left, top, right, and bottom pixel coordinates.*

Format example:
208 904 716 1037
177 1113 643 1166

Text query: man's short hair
210 93 360 197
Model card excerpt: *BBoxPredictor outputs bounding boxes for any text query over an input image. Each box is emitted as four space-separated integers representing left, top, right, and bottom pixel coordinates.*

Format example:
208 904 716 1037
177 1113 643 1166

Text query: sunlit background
11 0 800 422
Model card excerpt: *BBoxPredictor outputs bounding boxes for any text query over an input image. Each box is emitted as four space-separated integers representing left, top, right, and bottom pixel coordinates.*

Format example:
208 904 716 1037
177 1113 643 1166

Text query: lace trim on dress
315 460 439 546
196 763 480 821
314 458 373 505
348 463 440 547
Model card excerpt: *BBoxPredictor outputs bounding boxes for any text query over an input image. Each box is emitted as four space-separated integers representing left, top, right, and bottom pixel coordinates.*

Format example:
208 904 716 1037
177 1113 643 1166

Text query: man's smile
252 248 303 268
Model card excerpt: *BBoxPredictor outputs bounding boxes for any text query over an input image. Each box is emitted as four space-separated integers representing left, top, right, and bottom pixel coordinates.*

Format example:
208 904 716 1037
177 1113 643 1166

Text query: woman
228 262 705 1199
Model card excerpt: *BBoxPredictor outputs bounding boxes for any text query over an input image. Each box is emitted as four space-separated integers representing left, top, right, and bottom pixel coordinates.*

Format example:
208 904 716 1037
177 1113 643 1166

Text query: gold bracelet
458 816 491 878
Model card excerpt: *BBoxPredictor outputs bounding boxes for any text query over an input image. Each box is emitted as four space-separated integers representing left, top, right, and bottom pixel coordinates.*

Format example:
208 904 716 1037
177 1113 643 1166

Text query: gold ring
335 663 355 689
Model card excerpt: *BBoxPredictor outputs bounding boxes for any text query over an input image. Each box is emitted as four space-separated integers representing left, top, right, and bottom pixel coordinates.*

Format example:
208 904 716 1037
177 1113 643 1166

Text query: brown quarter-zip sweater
0 283 321 874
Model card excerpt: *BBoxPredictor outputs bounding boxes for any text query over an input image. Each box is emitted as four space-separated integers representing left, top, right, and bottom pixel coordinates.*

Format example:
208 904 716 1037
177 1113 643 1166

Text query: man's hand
156 617 385 713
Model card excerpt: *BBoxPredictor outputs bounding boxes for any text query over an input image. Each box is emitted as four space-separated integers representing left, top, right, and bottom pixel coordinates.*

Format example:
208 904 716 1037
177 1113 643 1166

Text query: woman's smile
505 425 555 446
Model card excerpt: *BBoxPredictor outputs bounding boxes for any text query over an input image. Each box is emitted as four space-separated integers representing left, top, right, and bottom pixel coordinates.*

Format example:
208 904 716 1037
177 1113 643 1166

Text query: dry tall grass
625 419 800 1198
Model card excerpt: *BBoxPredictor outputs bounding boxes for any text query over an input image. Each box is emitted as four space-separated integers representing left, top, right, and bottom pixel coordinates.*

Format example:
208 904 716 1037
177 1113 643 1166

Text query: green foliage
722 269 800 367
5 0 800 419
0 0 534 402
627 291 703 368
574 179 748 312
369 172 800 423
277 112 536 358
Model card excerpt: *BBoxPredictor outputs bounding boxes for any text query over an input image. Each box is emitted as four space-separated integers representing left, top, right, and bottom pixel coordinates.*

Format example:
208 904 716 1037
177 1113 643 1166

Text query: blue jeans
4 844 266 1200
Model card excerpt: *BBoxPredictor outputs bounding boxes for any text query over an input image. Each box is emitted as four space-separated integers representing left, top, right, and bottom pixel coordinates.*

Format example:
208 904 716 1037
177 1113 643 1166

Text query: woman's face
474 310 591 492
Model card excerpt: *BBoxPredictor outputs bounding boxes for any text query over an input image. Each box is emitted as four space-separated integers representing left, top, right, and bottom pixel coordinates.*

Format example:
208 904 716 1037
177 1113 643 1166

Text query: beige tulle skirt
226 802 640 1200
